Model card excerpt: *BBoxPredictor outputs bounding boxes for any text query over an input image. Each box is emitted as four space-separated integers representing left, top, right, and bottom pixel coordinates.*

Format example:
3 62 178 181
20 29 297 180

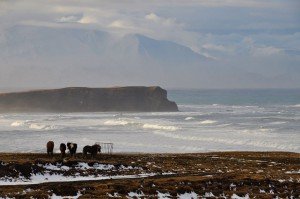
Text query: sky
0 0 300 89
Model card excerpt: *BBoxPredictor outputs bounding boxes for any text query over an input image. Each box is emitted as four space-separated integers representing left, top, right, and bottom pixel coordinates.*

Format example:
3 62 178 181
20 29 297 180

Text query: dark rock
0 86 178 112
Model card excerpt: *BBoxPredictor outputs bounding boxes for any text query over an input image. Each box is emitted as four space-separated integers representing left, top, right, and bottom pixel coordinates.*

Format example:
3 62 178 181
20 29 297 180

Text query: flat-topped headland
0 86 178 112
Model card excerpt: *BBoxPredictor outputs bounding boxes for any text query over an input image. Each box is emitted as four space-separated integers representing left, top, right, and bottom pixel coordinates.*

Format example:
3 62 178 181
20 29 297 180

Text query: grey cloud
0 0 299 89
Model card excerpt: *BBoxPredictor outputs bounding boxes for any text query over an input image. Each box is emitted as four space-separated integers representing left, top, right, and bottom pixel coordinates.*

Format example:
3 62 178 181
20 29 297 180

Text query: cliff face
0 86 178 112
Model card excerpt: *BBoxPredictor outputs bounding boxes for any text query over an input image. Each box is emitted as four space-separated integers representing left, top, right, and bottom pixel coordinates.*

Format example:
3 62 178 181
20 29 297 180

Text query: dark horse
67 142 77 157
60 143 67 158
46 141 54 156
83 144 101 158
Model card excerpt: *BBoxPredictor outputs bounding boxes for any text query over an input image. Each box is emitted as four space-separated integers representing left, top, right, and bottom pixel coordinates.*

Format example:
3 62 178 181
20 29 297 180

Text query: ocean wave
215 123 232 127
142 124 179 131
104 120 132 126
11 121 26 127
103 119 179 131
291 104 300 108
10 120 57 130
152 132 299 151
269 121 286 125
199 120 217 124
184 117 194 121
259 128 271 132
29 123 57 130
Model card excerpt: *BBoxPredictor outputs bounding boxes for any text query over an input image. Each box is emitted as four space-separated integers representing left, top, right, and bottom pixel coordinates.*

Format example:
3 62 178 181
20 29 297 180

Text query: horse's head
96 144 101 152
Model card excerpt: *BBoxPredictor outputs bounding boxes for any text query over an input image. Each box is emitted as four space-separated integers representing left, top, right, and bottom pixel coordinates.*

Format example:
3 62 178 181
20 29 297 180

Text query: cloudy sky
0 0 299 89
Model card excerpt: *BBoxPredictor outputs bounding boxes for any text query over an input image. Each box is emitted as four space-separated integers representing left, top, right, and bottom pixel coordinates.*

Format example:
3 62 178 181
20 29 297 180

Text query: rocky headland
0 86 178 112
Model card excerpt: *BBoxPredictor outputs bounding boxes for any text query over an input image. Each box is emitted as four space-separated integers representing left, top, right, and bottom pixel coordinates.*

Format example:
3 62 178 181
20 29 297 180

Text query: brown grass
0 152 299 198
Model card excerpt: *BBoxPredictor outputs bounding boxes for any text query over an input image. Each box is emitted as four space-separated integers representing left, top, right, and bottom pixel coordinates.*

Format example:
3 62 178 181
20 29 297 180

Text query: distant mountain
134 34 206 63
1 25 299 89
0 25 210 88
0 25 205 65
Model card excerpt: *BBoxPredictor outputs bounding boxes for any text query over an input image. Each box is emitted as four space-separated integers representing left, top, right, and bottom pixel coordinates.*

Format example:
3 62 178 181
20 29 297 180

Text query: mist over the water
0 89 299 153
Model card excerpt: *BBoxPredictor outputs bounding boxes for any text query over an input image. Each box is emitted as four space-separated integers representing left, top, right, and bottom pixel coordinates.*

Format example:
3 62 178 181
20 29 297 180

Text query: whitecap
199 120 217 124
184 117 194 121
259 128 271 132
104 120 130 126
269 121 286 125
29 123 56 130
11 121 26 127
142 124 179 131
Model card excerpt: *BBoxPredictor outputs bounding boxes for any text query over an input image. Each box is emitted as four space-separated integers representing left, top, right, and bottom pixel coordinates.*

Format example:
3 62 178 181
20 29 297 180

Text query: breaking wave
10 120 57 130
199 120 217 124
104 120 133 126
103 119 179 131
184 117 194 121
142 124 179 131
29 124 57 130
11 121 26 127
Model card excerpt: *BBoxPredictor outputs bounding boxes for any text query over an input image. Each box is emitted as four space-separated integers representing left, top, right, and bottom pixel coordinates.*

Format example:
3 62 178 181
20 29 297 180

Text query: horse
83 144 101 158
60 143 67 158
46 141 54 156
67 142 77 157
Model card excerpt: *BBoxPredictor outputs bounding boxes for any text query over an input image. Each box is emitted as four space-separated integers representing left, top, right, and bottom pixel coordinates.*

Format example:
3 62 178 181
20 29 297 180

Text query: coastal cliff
0 86 178 112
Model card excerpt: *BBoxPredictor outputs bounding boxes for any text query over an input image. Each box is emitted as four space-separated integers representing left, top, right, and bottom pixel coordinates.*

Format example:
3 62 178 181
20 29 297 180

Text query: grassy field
0 152 299 198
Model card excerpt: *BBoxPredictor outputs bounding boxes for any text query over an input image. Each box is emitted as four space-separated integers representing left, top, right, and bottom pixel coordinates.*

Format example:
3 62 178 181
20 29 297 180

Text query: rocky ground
0 152 299 198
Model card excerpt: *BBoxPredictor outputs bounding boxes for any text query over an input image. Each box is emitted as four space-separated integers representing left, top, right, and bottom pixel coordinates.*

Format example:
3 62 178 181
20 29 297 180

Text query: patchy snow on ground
127 191 145 198
0 172 158 186
204 192 215 198
178 192 198 199
231 193 250 199
49 191 82 199
157 191 171 199
0 160 176 186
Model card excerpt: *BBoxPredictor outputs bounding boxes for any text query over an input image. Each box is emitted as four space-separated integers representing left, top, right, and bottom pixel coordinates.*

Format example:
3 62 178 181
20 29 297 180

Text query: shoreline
0 152 299 198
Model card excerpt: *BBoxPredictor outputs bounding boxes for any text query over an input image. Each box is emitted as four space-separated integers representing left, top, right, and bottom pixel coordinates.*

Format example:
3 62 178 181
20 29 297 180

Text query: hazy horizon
1 0 299 89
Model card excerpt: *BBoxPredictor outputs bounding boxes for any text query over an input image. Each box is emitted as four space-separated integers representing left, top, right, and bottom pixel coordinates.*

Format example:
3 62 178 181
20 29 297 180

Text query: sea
0 89 299 153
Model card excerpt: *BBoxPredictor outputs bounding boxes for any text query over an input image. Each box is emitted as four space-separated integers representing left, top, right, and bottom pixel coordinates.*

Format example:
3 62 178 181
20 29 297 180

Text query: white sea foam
104 120 130 126
11 121 26 127
270 121 286 125
142 124 179 131
199 120 217 124
29 123 56 130
184 117 194 121
152 131 299 151
1 100 300 153
103 118 140 126
259 128 271 132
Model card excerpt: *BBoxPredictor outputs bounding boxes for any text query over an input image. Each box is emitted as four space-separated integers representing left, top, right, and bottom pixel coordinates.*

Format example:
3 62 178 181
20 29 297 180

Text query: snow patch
157 191 171 199
50 191 82 199
178 192 198 199
231 193 250 199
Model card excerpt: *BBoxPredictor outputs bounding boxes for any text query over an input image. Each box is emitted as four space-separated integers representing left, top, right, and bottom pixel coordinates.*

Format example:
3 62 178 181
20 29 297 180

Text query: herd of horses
46 141 101 158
